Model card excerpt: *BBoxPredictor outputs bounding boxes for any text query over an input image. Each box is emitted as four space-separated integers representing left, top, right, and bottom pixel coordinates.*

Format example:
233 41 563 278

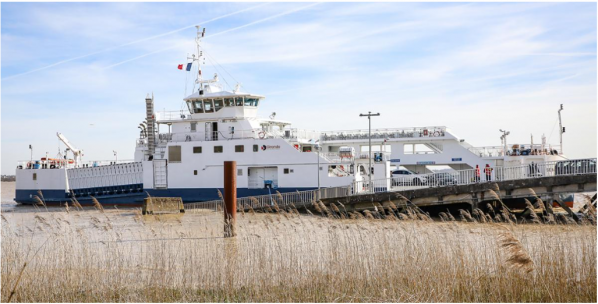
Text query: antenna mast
189 26 218 93
189 26 206 84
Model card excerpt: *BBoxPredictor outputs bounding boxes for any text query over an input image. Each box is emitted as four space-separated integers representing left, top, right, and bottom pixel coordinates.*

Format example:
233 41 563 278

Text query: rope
547 118 559 142
204 55 234 92
201 46 245 92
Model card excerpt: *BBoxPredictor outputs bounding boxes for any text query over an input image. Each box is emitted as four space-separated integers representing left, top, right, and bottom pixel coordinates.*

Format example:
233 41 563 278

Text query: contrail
210 2 321 38
103 2 323 69
2 3 270 81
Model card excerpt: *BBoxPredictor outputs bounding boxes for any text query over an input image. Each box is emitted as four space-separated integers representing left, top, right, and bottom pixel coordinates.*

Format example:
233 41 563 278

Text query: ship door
153 159 168 189
205 122 211 141
212 122 218 141
248 167 278 189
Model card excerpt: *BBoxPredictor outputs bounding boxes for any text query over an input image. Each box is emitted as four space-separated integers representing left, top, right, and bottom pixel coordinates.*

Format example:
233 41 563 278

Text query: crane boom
57 132 82 165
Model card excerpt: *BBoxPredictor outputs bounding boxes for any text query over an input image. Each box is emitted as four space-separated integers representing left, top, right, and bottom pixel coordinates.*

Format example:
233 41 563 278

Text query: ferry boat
14 27 569 206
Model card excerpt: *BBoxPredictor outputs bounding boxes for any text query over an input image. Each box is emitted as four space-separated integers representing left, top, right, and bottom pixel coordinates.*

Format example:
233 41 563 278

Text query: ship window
404 143 439 155
168 145 182 162
284 168 289 174
214 146 223 153
190 122 197 132
245 98 258 106
193 146 202 153
253 145 258 152
204 100 214 113
224 98 234 107
186 101 194 113
33 173 37 180
235 97 244 106
194 170 197 175
235 145 244 153
213 99 223 111
237 169 243 176
194 100 204 113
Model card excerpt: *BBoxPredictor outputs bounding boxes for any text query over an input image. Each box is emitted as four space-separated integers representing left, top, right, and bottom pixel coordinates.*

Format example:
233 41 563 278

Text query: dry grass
1 206 596 302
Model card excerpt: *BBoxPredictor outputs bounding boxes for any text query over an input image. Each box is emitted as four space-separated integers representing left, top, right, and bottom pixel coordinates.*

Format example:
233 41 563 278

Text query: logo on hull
261 145 280 151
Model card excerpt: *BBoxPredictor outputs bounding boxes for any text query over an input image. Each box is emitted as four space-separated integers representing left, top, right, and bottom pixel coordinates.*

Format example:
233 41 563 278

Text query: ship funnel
145 94 156 159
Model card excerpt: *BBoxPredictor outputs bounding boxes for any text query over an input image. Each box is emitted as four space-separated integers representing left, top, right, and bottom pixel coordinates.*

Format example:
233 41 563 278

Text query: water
1 182 17 211
1 181 65 213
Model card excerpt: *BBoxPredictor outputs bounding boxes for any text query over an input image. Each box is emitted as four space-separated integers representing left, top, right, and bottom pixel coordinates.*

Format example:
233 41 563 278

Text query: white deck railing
468 144 562 158
321 126 447 141
185 158 596 212
17 159 136 170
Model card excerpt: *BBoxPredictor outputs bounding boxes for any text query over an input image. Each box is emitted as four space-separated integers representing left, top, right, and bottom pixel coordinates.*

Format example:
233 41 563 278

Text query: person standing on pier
484 164 493 181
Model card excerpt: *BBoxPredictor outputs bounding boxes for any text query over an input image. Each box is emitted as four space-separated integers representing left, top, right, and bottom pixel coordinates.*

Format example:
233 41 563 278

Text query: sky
1 2 596 175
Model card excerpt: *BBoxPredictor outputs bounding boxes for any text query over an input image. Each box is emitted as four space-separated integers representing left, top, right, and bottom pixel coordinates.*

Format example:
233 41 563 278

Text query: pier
186 158 597 218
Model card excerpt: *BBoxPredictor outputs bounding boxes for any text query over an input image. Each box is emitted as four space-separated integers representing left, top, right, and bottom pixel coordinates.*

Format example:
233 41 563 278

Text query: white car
391 169 428 186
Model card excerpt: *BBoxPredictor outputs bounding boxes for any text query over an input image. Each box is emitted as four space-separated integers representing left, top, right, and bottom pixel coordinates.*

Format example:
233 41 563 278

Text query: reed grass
1 205 596 302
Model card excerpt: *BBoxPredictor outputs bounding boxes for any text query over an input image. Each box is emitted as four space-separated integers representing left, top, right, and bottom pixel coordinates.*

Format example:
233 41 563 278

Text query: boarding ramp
67 162 143 197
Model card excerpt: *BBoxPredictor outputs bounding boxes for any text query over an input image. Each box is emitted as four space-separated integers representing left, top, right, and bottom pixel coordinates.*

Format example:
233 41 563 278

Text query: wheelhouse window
186 101 194 113
204 99 214 113
213 99 223 112
224 98 235 107
245 98 259 107
194 100 204 113
235 97 244 106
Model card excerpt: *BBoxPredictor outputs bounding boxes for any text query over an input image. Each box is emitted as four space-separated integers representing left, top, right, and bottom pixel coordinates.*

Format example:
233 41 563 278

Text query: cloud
1 3 269 80
1 2 596 174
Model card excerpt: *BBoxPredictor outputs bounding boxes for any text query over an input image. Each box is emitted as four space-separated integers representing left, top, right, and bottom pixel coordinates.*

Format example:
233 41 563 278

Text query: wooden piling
224 161 237 237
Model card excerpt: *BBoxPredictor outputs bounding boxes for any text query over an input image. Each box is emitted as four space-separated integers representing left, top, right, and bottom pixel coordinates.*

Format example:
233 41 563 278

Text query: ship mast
189 26 217 94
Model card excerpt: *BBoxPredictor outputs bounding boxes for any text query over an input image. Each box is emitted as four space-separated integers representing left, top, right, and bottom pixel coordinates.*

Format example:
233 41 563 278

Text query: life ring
433 130 441 137
50 164 56 169
258 131 266 139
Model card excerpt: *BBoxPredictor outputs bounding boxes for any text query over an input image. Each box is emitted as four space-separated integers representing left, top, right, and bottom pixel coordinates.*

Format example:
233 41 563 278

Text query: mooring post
224 161 237 238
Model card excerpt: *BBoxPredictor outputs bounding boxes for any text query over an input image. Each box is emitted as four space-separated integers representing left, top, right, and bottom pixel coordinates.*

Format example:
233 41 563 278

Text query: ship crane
56 132 82 166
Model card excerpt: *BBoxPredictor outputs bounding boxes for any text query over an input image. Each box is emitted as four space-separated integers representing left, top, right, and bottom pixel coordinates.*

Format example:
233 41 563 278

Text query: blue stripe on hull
16 187 316 206
15 189 146 206
145 187 317 203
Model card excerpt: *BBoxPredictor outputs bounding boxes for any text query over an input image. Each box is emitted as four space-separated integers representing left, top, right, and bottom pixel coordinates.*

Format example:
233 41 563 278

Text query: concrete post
224 161 237 238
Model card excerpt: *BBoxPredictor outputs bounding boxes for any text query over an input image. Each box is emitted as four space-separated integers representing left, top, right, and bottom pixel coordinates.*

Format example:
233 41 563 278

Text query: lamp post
558 104 564 155
499 129 510 156
29 145 32 164
113 150 118 164
315 142 320 198
359 111 380 192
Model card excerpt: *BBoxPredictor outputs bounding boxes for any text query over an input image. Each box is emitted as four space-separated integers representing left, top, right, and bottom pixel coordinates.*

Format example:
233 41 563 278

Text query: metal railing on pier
185 158 596 213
